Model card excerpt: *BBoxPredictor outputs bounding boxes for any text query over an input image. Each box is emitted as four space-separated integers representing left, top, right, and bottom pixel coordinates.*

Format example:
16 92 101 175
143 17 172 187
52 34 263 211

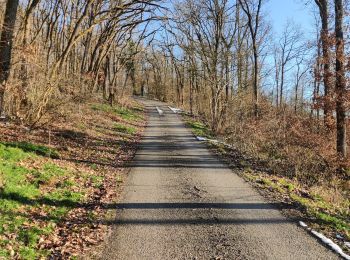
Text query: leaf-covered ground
0 99 146 259
184 115 350 254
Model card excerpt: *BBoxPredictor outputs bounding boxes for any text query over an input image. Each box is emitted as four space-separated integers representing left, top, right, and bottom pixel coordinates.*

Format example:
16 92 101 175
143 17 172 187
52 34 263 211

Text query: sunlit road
100 99 339 260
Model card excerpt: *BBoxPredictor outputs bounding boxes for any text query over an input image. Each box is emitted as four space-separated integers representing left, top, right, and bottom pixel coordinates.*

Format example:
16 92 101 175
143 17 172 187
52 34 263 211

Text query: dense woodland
1 0 349 180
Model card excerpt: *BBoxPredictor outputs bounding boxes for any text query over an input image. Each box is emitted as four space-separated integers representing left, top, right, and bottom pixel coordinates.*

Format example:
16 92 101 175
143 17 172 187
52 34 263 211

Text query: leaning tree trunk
0 0 20 115
19 0 41 113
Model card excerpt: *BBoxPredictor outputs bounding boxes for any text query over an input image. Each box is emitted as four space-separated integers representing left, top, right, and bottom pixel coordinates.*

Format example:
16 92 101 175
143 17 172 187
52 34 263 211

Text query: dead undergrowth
184 107 350 254
0 97 146 259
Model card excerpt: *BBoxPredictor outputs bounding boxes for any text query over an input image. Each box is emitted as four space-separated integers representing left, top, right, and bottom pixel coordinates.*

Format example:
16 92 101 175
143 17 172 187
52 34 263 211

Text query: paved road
100 99 339 260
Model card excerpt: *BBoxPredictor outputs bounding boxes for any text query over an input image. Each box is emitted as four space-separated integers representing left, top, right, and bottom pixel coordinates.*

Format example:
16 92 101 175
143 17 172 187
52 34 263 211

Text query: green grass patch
90 163 98 170
248 172 350 239
43 189 84 207
290 193 350 237
258 178 285 193
278 178 296 192
0 143 84 258
90 175 104 188
315 212 350 234
113 123 136 135
116 175 123 183
0 143 31 162
1 142 59 159
31 163 67 187
91 103 142 121
186 119 213 138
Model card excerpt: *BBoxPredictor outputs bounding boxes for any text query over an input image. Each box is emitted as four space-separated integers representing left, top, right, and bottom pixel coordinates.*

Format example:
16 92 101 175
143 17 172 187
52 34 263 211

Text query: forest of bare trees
0 0 349 258
0 0 161 125
0 0 348 174
139 0 350 166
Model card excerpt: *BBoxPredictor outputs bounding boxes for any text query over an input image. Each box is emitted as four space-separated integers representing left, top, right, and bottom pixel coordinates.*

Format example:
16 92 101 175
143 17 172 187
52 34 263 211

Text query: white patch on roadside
336 234 344 240
194 135 236 151
298 221 349 259
345 242 350 249
310 230 350 260
299 221 308 228
168 106 182 114
156 107 164 116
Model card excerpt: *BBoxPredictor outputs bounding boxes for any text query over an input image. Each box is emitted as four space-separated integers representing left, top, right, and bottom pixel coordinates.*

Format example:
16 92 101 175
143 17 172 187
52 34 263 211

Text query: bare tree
293 55 309 113
276 22 304 107
169 0 236 132
334 0 346 157
314 0 333 128
0 0 20 114
238 0 263 117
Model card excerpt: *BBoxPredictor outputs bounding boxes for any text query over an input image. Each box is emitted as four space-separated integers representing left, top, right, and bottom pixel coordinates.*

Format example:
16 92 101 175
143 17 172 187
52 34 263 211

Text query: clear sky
267 0 315 36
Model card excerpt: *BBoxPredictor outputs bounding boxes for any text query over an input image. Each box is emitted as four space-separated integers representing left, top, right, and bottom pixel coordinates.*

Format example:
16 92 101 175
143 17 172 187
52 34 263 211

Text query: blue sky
262 0 317 98
267 0 315 36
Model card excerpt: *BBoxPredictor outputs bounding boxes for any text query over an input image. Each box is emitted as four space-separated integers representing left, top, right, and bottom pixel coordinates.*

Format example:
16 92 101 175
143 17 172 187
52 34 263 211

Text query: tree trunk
239 0 262 118
334 0 346 157
315 0 333 128
19 0 41 113
0 0 20 115
253 46 259 117
280 64 285 107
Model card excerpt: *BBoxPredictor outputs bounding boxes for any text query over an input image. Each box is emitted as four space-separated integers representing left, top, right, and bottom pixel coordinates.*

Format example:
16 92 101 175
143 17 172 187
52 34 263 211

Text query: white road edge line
196 136 207 141
168 106 182 114
156 106 164 116
299 221 308 228
299 221 350 259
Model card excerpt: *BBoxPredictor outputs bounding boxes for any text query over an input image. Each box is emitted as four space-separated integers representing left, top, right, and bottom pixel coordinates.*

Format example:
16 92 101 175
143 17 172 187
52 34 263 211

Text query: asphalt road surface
100 99 339 260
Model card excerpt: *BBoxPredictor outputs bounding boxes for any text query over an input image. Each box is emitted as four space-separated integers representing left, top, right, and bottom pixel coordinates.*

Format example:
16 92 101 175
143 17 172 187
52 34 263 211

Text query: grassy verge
1 141 60 159
0 99 146 258
184 117 213 139
0 143 88 259
244 171 349 239
113 123 137 135
91 103 143 122
185 116 350 247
